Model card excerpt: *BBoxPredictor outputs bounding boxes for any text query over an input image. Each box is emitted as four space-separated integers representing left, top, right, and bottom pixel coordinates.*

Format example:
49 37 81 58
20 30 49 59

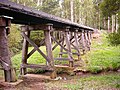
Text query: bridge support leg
21 30 30 75
81 30 86 54
84 31 90 51
65 27 74 67
74 29 81 60
44 24 57 79
0 16 16 82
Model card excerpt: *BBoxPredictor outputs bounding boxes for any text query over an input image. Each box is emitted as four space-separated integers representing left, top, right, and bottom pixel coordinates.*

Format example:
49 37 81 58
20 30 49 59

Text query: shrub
108 32 120 46
30 31 44 46
87 66 102 74
8 24 22 56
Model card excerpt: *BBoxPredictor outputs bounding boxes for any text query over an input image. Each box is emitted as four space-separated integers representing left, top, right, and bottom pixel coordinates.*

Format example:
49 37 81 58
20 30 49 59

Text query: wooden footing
20 68 27 75
50 71 57 79
4 68 17 82
69 61 74 67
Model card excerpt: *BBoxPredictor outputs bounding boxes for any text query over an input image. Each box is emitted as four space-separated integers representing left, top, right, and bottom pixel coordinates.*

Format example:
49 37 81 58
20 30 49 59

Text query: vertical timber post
0 16 16 82
59 31 64 58
85 31 90 51
44 24 57 79
65 26 74 67
74 29 81 60
88 31 91 45
81 30 86 54
21 26 30 75
87 31 91 51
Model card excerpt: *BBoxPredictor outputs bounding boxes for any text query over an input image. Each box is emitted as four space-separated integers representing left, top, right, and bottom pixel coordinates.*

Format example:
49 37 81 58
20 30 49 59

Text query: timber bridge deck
0 0 94 82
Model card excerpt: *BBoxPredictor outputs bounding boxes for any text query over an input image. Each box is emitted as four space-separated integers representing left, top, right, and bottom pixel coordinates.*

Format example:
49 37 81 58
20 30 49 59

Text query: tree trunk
112 15 115 33
103 17 106 30
108 16 110 32
70 0 74 22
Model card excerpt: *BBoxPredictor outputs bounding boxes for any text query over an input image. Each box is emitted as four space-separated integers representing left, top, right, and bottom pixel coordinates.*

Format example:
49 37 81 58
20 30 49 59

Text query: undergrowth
83 30 120 73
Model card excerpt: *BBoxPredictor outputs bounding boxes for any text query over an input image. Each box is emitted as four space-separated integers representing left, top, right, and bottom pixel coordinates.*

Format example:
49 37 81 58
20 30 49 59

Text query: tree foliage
100 0 120 45
100 0 120 17
8 24 22 56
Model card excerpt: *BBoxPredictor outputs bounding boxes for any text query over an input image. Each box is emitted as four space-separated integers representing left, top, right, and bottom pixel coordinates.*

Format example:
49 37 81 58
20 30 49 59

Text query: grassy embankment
83 31 120 73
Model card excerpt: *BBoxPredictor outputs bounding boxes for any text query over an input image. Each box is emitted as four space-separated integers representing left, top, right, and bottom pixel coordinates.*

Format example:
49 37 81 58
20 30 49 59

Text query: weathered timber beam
21 24 55 31
84 31 90 51
21 30 30 75
54 58 70 60
59 52 80 55
0 16 16 82
74 29 81 60
88 31 92 45
44 24 54 66
21 64 53 71
81 30 86 54
44 24 57 79
65 26 74 67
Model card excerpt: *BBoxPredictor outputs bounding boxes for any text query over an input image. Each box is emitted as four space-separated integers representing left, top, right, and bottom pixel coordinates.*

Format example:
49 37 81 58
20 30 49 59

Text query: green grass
83 31 120 73
11 46 69 71
45 72 120 90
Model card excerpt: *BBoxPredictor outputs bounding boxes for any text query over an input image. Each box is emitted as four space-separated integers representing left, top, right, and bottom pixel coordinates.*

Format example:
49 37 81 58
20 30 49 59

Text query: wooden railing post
21 26 30 75
0 16 16 82
65 26 74 67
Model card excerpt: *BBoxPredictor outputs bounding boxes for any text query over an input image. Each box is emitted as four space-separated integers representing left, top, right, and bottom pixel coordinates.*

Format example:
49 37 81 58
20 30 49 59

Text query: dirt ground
0 71 120 90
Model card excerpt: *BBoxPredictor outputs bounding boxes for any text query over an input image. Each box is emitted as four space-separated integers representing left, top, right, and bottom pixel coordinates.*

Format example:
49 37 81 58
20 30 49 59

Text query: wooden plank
21 64 53 71
54 58 70 60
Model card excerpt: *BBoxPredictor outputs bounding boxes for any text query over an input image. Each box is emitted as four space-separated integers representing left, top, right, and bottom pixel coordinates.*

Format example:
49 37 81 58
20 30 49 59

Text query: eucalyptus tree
100 0 120 32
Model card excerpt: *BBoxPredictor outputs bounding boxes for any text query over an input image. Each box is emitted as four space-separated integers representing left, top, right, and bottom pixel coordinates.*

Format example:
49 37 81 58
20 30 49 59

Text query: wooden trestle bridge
0 0 94 82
